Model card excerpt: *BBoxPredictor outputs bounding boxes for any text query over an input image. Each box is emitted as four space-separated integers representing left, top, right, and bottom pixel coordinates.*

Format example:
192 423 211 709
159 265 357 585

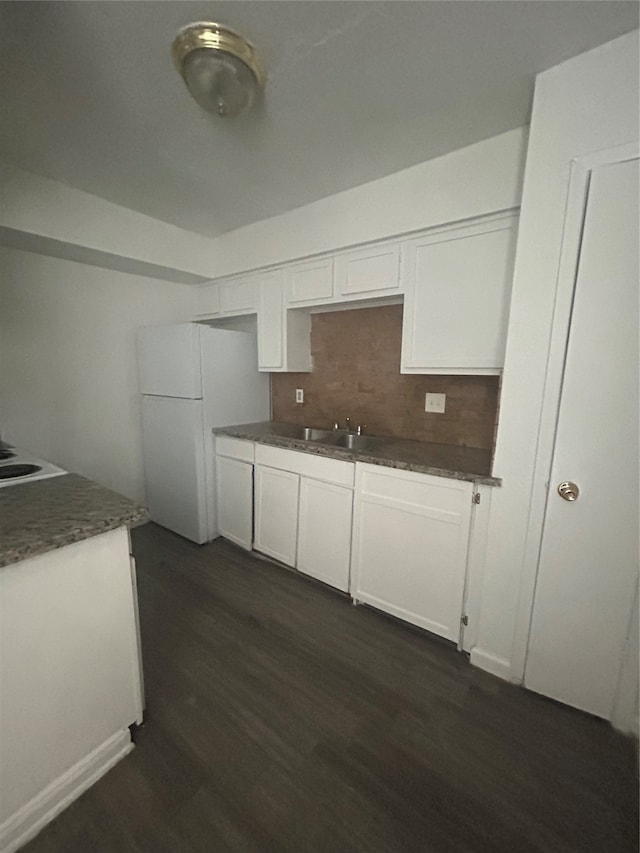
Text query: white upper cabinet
257 269 285 370
257 270 312 372
219 275 258 316
194 275 258 318
400 213 518 374
284 257 334 306
334 241 401 300
194 281 221 317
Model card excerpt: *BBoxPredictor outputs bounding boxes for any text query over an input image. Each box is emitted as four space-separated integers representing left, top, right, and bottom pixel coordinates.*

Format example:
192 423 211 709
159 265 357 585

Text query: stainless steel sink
334 433 372 451
300 427 335 441
291 426 339 442
287 425 381 451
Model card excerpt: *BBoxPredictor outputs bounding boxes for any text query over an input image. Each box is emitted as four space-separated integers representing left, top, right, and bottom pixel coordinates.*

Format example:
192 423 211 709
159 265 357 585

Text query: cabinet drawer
215 436 255 463
357 463 472 514
255 444 354 487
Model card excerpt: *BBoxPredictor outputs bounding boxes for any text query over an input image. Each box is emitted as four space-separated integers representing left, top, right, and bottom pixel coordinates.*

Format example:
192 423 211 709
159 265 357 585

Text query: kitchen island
0 474 148 853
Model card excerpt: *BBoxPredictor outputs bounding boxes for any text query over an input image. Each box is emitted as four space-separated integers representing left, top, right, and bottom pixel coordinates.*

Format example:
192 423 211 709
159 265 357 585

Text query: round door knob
558 481 579 501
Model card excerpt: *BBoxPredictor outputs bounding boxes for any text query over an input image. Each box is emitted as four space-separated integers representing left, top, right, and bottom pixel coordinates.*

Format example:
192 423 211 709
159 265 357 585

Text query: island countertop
213 421 500 486
0 473 149 568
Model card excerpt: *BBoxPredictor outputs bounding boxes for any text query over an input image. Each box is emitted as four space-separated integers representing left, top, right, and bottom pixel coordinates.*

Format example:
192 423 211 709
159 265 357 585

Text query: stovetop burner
0 463 43 480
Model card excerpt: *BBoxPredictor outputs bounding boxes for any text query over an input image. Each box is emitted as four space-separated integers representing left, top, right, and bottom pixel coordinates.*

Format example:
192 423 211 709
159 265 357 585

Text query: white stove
0 447 67 488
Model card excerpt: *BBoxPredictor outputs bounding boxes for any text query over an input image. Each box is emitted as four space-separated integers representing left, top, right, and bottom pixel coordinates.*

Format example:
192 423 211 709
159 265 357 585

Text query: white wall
471 30 639 681
0 162 219 282
206 127 527 279
0 247 194 501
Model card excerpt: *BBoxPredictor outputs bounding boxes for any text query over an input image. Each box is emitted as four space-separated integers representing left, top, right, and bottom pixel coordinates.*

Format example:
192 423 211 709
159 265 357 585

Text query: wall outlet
295 388 304 404
425 392 446 413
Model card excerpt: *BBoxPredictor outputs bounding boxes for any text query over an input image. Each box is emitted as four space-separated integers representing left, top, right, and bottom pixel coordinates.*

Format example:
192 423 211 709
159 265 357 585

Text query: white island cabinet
350 463 474 643
0 524 143 853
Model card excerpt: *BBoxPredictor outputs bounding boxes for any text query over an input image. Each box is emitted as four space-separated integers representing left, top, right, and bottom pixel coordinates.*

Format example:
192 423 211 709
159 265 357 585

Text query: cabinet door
257 270 285 370
254 465 300 566
194 282 221 317
401 215 517 374
257 271 312 372
297 478 353 592
216 456 254 550
335 242 401 299
285 257 334 305
220 276 257 315
351 464 473 642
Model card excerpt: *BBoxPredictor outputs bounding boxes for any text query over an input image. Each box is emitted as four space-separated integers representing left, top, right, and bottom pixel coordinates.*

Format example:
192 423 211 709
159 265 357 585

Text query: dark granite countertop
214 422 500 486
0 473 149 569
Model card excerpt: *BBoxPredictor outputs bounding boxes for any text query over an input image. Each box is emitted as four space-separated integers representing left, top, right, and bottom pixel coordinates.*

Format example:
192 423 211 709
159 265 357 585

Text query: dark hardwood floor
24 522 638 853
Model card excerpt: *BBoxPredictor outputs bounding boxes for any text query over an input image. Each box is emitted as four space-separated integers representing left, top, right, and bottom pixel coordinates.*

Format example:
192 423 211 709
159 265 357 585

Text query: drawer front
356 463 472 515
255 443 354 487
215 436 255 463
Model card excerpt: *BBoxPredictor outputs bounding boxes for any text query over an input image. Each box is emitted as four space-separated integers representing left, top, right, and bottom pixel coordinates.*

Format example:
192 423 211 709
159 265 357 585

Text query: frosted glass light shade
172 22 265 118
182 49 259 116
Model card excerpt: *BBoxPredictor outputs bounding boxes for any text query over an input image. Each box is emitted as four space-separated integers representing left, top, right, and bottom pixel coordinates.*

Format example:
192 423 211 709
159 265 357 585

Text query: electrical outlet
295 388 304 404
425 392 446 414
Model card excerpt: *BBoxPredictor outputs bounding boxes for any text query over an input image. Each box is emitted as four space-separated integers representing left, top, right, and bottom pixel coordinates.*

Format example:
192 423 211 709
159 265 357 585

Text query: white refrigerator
137 323 270 543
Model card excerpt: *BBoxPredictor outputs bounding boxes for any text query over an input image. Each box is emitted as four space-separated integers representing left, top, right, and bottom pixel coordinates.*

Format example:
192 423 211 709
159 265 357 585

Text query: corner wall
471 30 639 681
0 247 195 501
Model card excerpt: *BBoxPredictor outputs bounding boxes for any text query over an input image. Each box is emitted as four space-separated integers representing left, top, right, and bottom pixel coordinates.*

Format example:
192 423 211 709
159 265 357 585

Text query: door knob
557 481 579 501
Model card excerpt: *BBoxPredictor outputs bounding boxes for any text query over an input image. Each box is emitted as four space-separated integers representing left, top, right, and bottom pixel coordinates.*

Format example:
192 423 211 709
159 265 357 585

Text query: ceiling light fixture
171 22 265 118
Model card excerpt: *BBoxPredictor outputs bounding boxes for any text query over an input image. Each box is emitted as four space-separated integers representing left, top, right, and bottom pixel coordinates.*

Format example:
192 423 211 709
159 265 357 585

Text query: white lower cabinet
215 436 255 551
217 440 482 643
254 464 300 566
351 463 473 643
297 477 353 592
216 455 254 550
253 444 354 590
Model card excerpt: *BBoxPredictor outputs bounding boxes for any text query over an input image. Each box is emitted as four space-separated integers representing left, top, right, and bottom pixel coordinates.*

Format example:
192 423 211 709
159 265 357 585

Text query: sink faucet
345 417 351 433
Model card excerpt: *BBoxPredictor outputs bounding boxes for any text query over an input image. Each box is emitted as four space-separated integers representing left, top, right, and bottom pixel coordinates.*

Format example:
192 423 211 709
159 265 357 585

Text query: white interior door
525 157 639 719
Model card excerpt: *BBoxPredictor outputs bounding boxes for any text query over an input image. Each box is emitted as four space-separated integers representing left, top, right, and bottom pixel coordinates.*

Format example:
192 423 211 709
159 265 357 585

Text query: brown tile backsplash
271 304 500 450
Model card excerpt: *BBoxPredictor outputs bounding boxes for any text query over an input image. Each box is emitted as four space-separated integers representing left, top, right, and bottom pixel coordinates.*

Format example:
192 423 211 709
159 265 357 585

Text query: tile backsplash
271 305 500 450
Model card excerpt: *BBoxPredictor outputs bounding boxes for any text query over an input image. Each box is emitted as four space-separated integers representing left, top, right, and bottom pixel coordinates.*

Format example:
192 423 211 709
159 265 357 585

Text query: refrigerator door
141 396 208 543
137 323 203 399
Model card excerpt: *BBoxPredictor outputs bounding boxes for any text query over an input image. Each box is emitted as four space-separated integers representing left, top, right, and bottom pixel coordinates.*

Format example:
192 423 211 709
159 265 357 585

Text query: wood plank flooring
24 522 638 853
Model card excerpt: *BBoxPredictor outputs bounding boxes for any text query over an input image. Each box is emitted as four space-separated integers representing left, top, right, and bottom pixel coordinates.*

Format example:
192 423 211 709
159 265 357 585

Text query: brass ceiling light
171 22 265 117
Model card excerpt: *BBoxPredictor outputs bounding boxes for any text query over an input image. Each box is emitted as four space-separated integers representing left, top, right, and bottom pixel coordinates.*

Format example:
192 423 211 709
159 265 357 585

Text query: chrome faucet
345 417 351 433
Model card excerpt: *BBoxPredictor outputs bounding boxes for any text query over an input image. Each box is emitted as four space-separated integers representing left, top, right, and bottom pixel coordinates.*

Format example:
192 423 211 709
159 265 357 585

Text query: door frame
508 142 640 690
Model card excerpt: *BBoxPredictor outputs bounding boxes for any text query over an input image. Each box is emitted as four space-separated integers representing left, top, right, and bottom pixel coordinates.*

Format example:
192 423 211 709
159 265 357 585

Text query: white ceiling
1 1 637 239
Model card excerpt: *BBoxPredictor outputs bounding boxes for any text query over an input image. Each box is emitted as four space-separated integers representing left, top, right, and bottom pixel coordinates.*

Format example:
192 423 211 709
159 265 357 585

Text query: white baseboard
0 730 133 853
470 647 517 682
